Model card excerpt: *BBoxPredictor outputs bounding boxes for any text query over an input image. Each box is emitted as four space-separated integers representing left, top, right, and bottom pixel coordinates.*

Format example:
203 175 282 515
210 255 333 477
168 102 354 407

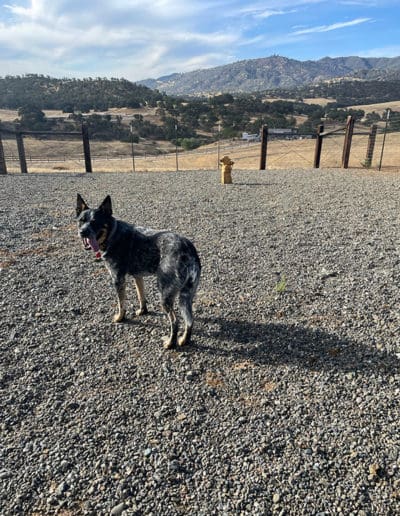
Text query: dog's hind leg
177 262 200 346
113 276 127 323
134 276 148 316
177 290 194 346
161 293 178 349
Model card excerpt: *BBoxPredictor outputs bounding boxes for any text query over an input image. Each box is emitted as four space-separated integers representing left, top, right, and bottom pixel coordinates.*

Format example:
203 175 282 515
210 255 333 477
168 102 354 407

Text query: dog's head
76 194 113 254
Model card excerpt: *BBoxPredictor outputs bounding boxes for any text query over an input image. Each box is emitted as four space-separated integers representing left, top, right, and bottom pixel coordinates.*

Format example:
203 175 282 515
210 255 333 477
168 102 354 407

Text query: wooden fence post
341 115 355 169
259 125 268 170
16 130 28 174
364 124 378 168
82 123 92 173
0 128 7 175
378 109 391 171
313 124 324 168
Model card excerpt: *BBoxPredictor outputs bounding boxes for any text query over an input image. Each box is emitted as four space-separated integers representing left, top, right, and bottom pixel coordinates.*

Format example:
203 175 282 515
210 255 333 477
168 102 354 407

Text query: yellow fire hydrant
220 155 234 184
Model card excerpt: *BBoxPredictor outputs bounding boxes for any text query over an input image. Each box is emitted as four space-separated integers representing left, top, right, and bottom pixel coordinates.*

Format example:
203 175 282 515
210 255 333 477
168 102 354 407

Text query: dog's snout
79 224 91 238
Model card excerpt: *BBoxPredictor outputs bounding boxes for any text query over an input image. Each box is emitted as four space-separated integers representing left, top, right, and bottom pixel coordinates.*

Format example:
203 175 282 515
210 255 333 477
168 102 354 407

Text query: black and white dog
76 194 201 349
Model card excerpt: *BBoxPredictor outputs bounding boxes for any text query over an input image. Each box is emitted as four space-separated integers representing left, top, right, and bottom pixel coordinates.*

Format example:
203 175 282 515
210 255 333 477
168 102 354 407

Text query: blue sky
0 0 399 81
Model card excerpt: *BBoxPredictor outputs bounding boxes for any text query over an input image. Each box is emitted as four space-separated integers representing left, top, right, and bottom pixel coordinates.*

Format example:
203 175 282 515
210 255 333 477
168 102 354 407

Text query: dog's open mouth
82 237 101 259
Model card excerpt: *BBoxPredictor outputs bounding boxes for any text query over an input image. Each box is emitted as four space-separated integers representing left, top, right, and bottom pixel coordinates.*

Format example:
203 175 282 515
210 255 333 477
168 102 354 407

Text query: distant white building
268 128 299 139
269 128 298 135
241 132 260 141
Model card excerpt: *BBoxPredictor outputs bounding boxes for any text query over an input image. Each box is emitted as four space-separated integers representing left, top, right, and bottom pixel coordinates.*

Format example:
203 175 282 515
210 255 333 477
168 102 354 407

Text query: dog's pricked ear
99 195 112 216
76 193 89 217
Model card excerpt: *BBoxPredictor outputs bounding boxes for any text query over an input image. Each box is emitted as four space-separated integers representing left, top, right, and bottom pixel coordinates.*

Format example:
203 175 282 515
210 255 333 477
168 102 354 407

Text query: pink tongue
88 237 99 253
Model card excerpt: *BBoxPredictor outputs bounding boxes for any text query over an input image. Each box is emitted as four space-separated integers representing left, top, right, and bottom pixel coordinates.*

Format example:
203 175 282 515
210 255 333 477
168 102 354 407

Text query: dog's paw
162 336 177 350
113 311 126 323
178 329 192 347
136 306 148 316
178 335 188 347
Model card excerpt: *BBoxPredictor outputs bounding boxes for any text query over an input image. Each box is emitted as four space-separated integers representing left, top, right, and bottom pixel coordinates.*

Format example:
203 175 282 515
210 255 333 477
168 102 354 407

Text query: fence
1 114 399 174
0 124 92 174
314 116 400 171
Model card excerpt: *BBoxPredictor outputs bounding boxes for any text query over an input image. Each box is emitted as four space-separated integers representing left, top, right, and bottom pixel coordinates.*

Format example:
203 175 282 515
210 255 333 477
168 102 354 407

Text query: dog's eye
78 211 91 224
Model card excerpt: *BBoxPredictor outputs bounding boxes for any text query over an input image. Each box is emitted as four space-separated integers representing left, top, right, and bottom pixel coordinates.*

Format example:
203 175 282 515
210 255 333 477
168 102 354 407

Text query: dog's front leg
113 275 127 323
134 276 148 316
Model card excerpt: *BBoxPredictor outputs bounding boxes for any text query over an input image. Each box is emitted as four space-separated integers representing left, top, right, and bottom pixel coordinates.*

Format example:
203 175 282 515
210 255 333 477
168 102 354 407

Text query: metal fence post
174 123 179 172
217 123 221 170
313 124 324 168
0 128 7 175
364 124 378 168
130 124 136 172
259 125 268 170
378 109 391 171
82 123 92 173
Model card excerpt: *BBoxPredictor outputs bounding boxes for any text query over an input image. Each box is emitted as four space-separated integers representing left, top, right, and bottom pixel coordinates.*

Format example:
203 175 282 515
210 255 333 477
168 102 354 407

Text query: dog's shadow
227 181 278 188
192 315 396 375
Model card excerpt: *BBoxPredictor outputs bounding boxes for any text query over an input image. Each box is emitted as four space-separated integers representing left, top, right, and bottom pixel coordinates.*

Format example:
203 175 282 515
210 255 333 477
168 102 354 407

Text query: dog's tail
186 260 201 293
189 241 201 287
179 241 201 294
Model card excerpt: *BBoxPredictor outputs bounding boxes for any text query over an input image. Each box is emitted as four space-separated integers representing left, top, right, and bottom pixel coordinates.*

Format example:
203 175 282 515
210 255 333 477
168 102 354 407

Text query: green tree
389 111 400 131
17 105 50 130
363 111 381 125
178 138 201 150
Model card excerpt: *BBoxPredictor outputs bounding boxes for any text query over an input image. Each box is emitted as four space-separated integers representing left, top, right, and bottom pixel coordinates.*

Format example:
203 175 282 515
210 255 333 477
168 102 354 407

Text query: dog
76 194 201 349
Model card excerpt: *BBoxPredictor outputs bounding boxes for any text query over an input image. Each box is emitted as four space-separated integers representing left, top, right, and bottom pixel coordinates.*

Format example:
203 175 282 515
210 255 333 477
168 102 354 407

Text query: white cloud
255 9 296 19
0 0 397 80
235 0 324 16
292 17 372 35
339 1 378 5
0 0 248 79
128 51 231 78
5 0 47 19
235 7 291 18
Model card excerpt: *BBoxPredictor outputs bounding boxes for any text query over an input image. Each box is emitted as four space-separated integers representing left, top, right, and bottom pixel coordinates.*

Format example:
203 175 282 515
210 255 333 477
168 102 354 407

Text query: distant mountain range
138 55 400 96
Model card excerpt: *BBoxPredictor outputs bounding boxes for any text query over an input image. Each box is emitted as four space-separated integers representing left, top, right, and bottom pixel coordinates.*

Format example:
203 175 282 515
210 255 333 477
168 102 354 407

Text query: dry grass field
2 131 399 174
2 101 400 174
302 97 336 105
0 106 162 124
0 108 19 122
348 100 400 115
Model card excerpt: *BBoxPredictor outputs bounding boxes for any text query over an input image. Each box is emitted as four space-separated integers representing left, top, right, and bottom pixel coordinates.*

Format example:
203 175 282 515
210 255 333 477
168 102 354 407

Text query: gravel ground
0 168 399 515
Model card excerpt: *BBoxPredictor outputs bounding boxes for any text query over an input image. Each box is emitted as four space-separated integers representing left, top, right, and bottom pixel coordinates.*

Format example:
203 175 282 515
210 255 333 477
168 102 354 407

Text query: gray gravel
0 168 399 515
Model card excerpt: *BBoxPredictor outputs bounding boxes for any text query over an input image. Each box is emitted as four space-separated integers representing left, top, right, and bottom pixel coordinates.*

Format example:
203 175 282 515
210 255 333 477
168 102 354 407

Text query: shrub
178 138 201 150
